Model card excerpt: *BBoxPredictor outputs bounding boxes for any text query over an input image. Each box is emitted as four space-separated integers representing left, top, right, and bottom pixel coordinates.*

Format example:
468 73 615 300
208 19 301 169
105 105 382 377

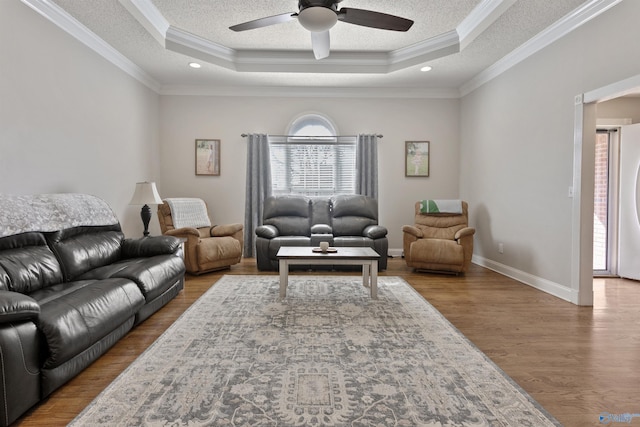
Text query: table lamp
129 181 163 237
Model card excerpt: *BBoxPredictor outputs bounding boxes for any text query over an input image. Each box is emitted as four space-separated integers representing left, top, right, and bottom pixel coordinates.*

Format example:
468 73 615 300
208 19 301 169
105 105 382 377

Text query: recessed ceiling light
188 62 201 69
420 66 432 72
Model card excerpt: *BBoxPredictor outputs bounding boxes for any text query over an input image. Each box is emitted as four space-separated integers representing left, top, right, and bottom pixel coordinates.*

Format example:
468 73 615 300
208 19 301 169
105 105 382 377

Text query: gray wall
158 96 461 251
0 1 161 237
597 97 640 124
3 0 640 302
460 0 640 300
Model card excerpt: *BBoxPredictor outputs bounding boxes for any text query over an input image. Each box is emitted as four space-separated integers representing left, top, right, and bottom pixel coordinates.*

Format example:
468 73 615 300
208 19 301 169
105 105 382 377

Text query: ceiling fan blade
229 12 297 32
337 7 413 32
311 31 330 60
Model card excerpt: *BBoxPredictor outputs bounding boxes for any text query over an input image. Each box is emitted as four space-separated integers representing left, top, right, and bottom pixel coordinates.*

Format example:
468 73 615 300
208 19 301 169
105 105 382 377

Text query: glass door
593 129 619 276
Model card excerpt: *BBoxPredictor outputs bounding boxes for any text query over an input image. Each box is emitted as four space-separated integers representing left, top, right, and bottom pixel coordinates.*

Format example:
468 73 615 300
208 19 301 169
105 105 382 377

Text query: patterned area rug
70 275 560 426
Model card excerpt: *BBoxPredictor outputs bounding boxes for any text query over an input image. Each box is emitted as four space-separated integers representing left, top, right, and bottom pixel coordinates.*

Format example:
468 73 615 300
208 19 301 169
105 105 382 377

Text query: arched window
270 113 356 196
288 113 337 137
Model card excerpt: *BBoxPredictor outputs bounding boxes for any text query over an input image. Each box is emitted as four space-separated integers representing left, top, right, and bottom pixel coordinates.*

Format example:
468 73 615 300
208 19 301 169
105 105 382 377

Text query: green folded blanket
419 199 462 214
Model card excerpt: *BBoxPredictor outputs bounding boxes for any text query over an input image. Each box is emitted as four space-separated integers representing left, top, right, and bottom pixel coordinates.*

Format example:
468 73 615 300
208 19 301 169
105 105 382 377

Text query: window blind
269 136 356 196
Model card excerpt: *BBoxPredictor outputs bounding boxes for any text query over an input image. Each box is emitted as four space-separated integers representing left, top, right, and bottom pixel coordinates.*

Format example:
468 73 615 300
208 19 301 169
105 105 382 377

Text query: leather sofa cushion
197 236 242 266
310 198 331 225
333 236 372 247
263 196 311 236
332 217 378 237
417 223 467 240
414 210 468 226
46 225 124 281
331 195 378 218
267 236 311 258
255 225 279 239
77 255 185 302
0 291 40 323
311 224 332 234
363 225 387 239
330 195 379 236
410 239 464 265
121 236 182 258
31 278 145 369
0 232 63 293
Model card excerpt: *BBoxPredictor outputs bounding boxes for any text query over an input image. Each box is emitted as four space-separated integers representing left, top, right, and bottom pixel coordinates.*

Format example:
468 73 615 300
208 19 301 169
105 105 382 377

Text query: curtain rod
241 134 383 138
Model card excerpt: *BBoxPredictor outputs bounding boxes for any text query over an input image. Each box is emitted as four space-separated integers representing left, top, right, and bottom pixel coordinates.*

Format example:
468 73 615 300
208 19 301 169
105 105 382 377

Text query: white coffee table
276 246 381 299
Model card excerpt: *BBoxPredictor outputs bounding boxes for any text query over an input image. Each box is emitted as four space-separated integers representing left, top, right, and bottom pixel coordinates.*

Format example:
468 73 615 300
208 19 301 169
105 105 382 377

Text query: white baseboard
388 248 403 258
471 255 579 304
387 250 579 305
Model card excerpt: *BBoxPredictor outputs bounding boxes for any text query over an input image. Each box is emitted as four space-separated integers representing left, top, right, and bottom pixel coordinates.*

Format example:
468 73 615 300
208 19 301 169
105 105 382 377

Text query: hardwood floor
15 258 640 427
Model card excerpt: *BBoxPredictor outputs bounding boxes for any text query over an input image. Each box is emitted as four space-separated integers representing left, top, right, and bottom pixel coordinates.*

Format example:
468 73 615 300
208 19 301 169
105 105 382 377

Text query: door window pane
593 132 609 271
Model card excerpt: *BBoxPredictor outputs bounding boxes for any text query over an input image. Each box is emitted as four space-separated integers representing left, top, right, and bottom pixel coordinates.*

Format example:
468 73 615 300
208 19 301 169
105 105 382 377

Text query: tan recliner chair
402 200 475 274
158 198 243 275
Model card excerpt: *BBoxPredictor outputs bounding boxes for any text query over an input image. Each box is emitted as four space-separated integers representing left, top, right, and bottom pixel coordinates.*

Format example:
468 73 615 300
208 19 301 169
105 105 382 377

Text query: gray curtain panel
243 134 271 257
356 134 378 199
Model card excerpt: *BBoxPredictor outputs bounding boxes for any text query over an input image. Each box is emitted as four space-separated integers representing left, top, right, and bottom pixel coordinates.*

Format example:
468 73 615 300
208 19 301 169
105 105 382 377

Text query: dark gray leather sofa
0 194 185 426
255 194 388 271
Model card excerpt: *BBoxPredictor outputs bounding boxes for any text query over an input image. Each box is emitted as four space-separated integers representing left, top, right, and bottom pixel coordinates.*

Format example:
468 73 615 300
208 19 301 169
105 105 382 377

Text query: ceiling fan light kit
298 6 338 32
230 0 413 60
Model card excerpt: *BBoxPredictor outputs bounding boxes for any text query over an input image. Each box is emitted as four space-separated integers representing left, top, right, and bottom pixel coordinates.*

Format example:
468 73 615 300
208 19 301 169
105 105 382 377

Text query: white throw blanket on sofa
165 198 211 230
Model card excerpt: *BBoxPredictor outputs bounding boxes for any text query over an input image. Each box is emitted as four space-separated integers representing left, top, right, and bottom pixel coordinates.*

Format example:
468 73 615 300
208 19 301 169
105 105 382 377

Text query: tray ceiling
35 0 609 95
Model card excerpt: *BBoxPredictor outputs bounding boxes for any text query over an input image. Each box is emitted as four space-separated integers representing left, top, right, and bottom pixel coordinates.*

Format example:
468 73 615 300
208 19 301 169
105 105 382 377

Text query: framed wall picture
195 139 220 176
405 141 430 177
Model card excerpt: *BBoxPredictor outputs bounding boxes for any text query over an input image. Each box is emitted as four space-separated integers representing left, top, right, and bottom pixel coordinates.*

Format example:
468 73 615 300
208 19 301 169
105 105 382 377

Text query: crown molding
388 30 460 72
20 0 161 92
460 0 623 97
165 26 236 67
123 0 467 74
159 85 461 99
21 0 622 99
164 25 459 74
118 0 169 46
457 0 517 49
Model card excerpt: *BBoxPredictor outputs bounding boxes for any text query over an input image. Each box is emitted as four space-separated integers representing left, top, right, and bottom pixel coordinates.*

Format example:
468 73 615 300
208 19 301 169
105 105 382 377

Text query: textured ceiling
50 0 590 93
153 0 479 51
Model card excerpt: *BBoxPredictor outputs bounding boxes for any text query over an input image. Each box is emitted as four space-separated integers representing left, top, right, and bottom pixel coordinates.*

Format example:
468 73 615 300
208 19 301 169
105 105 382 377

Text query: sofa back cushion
310 197 331 226
263 196 312 237
413 201 469 240
330 195 378 236
0 232 63 293
46 225 124 281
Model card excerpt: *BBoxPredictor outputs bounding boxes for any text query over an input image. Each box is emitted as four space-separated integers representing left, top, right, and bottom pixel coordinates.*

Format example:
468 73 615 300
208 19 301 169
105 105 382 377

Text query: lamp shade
129 182 163 205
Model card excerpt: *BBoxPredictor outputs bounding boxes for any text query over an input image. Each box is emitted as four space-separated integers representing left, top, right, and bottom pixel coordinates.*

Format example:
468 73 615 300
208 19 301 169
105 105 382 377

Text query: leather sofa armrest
0 291 40 323
164 227 201 238
122 236 182 258
454 227 476 241
311 224 332 234
211 223 243 237
363 225 388 239
256 225 279 239
402 225 423 238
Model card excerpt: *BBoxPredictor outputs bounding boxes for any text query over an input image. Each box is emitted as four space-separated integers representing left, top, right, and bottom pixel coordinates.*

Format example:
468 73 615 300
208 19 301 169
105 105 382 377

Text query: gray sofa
255 194 388 271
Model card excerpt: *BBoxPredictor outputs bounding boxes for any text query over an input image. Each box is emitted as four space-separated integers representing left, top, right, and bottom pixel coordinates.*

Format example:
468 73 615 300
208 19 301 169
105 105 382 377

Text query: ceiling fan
229 0 414 60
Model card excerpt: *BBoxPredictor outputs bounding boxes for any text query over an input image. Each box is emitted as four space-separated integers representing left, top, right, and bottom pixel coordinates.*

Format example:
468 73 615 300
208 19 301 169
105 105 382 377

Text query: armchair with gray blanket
255 194 388 271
